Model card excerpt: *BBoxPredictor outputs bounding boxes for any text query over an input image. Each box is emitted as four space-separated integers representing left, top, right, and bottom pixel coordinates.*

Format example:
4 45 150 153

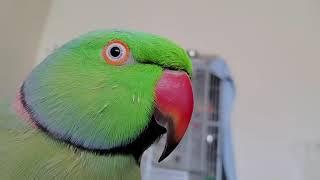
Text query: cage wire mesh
141 53 235 180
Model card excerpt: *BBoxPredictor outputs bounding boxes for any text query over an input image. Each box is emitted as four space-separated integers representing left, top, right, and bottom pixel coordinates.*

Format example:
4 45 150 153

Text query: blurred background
0 0 319 180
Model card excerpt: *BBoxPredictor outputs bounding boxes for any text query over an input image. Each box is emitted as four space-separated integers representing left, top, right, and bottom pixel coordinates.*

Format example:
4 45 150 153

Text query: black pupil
110 46 121 58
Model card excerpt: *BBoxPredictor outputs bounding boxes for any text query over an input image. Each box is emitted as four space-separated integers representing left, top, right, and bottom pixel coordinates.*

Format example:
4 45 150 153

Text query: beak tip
158 151 167 163
157 142 179 163
158 156 165 163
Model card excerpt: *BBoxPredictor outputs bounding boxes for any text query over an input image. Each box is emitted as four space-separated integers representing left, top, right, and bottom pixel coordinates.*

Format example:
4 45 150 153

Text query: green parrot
0 29 194 180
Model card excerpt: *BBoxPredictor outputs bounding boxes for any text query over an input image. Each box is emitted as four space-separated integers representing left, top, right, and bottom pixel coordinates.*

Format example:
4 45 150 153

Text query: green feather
0 104 140 179
0 29 192 179
23 29 191 150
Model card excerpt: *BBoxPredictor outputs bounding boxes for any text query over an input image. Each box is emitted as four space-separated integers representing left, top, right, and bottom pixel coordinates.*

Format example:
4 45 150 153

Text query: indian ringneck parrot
0 30 194 180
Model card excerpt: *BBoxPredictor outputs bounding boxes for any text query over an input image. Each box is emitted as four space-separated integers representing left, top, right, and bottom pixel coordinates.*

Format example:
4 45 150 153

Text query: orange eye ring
102 40 130 66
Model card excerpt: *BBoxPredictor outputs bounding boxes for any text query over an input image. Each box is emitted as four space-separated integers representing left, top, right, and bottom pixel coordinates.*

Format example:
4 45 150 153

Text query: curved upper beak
154 70 194 162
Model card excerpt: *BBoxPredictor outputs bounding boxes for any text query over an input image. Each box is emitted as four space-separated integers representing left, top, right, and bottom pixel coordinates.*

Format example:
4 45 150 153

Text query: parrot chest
0 128 141 180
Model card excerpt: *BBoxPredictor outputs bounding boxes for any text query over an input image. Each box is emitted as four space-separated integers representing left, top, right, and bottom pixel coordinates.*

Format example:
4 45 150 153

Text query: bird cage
141 51 236 180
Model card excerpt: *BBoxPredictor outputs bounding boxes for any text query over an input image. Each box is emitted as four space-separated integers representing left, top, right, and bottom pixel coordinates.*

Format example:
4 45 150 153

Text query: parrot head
16 30 193 163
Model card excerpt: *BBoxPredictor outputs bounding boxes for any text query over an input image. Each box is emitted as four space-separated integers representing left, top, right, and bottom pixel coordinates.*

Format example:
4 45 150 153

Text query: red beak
155 70 194 162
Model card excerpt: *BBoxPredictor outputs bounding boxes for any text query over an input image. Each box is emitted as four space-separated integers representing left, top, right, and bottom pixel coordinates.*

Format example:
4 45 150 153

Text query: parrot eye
102 40 130 65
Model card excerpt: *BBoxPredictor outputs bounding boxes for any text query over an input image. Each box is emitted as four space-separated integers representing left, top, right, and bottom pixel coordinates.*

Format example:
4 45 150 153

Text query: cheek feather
12 87 37 128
